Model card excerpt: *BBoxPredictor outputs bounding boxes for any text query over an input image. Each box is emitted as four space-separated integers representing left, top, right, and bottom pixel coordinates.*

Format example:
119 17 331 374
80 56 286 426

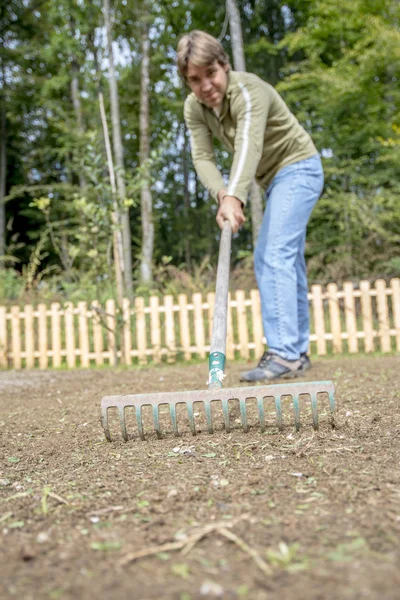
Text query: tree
139 22 154 283
278 0 400 280
0 66 5 265
69 16 86 190
103 0 133 297
225 0 264 247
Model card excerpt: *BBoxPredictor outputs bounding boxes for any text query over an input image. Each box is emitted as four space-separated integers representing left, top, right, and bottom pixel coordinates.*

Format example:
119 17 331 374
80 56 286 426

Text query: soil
1 355 400 600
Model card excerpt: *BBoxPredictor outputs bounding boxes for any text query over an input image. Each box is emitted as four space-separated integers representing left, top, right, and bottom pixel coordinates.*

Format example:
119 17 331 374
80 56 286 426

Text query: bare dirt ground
1 355 400 600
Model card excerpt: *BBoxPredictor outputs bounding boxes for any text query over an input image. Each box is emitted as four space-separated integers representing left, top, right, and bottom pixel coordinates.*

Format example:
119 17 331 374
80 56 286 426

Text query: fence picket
135 297 147 366
327 283 342 353
51 302 61 367
391 278 400 351
78 302 90 368
360 281 374 352
311 284 327 355
92 301 104 366
375 279 391 352
236 290 249 359
207 292 215 344
344 282 358 353
105 299 117 366
0 306 7 368
150 296 161 363
11 306 21 369
24 304 35 368
226 292 235 360
122 299 132 366
164 295 176 363
38 303 48 369
250 289 263 358
65 302 76 368
178 294 191 361
193 293 206 359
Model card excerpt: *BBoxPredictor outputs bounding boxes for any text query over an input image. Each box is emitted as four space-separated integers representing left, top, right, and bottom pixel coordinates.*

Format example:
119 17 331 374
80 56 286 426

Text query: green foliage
2 0 400 302
277 0 400 281
0 269 24 301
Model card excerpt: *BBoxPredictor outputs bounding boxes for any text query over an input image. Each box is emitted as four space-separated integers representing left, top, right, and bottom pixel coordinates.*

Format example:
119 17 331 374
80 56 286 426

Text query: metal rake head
101 380 335 442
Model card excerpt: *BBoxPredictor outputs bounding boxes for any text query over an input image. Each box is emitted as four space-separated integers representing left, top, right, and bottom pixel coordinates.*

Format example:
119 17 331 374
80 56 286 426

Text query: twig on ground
48 491 69 505
119 516 248 567
325 446 361 453
216 527 272 576
232 441 260 448
87 505 124 516
179 521 232 557
120 539 191 566
296 434 315 457
0 490 32 504
0 512 13 524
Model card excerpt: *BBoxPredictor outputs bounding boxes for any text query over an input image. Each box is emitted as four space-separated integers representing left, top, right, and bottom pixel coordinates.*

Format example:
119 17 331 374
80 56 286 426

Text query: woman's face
186 60 229 108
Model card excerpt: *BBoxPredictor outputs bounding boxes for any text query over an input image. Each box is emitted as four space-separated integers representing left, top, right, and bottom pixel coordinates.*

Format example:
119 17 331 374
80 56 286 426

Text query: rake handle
208 220 232 389
211 220 232 353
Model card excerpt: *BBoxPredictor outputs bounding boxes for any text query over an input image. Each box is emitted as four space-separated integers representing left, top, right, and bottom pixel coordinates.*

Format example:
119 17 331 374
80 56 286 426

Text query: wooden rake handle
210 220 232 356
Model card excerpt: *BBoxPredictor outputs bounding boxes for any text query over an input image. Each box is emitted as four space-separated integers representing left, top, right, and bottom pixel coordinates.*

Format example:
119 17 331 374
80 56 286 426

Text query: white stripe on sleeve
227 83 252 197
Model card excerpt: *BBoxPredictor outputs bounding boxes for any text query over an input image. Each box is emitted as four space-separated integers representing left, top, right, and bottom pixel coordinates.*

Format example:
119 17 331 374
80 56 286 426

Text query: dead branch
119 516 248 567
217 527 272 576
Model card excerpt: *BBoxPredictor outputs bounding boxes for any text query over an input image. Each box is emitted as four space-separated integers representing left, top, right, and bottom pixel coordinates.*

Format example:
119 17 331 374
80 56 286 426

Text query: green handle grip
207 351 226 389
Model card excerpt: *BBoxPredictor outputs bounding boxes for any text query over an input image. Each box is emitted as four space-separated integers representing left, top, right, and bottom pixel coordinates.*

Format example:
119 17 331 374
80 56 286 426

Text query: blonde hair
177 30 229 77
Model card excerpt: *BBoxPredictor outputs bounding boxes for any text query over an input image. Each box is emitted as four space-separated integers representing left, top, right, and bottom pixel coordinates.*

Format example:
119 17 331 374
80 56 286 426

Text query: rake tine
170 404 179 437
239 398 248 433
257 397 266 433
221 399 230 433
328 390 336 414
187 403 197 436
311 393 319 430
136 406 145 440
204 401 213 434
153 405 162 439
275 396 283 431
292 395 301 432
118 406 128 442
101 407 112 442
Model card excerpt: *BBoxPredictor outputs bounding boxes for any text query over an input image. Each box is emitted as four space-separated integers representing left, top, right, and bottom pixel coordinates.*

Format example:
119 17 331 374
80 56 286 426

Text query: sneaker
300 352 312 372
240 352 303 382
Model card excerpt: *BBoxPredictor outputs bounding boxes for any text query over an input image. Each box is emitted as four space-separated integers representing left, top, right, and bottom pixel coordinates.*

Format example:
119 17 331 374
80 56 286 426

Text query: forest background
1 0 400 307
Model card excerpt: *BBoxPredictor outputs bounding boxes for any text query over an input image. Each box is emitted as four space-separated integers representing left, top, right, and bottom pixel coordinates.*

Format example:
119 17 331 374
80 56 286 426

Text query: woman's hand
216 194 246 234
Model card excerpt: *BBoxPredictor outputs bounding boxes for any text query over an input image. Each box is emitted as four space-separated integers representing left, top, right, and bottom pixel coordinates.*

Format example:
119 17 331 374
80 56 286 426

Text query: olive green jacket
184 70 317 206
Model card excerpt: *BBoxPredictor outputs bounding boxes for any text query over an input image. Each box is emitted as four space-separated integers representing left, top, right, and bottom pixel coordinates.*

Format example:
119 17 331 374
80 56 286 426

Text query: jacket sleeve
227 82 270 205
184 97 225 201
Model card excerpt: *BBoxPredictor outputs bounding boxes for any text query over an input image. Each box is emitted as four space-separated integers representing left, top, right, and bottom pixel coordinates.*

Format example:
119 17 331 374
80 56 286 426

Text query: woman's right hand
216 194 246 234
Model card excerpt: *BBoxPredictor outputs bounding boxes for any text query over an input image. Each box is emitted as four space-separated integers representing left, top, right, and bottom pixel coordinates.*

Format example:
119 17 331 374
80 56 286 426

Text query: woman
177 30 323 382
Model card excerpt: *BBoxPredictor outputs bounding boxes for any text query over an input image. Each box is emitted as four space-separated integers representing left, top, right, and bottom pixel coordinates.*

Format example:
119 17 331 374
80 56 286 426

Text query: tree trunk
182 121 191 268
226 0 263 247
103 0 133 297
139 26 154 283
71 59 86 189
0 77 6 266
99 91 125 309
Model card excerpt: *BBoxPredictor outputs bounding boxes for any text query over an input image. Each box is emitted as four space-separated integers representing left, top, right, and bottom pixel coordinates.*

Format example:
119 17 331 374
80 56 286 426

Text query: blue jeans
254 155 324 360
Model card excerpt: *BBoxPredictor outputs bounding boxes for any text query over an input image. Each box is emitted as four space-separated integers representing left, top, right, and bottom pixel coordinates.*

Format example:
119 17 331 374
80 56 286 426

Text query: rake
101 221 335 442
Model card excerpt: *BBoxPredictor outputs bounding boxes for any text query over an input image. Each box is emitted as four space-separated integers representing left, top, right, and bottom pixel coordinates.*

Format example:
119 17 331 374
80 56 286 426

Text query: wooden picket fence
0 278 399 370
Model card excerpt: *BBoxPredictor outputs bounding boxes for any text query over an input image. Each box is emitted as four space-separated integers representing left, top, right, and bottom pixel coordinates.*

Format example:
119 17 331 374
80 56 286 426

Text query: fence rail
0 278 399 370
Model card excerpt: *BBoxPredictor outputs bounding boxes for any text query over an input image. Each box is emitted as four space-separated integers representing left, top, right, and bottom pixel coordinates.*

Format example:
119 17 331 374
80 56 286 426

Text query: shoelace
257 352 276 369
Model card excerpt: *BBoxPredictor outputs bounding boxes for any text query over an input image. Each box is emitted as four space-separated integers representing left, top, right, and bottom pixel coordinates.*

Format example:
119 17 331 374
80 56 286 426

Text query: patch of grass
327 537 367 562
171 563 190 579
266 542 310 573
90 541 122 551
